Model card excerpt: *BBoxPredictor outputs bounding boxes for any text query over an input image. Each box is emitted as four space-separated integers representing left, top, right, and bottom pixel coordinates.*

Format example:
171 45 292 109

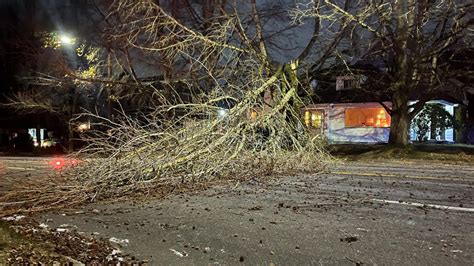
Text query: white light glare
59 34 74 45
77 122 91 132
217 109 228 118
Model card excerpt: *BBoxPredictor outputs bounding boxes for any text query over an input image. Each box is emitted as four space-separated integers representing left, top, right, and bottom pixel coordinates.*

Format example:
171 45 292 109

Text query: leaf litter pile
1 215 144 264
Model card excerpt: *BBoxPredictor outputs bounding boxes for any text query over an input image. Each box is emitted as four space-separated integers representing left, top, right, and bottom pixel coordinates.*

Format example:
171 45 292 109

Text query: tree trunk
429 112 437 140
68 124 74 152
68 87 78 153
388 92 410 146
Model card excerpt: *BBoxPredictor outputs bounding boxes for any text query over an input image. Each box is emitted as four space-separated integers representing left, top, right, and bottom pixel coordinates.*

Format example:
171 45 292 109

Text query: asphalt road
0 156 55 179
2 157 473 264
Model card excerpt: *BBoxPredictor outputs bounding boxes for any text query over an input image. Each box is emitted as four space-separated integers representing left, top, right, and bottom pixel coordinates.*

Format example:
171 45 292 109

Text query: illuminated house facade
303 102 392 143
303 100 458 144
305 72 462 143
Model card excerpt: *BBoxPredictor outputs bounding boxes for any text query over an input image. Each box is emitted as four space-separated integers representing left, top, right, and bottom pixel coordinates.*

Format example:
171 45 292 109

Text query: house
303 102 391 143
303 100 459 144
304 63 468 144
0 108 65 152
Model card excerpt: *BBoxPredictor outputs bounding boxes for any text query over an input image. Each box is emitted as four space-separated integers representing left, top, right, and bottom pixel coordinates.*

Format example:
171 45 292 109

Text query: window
304 110 324 129
343 79 354 89
336 75 366 90
345 108 390 127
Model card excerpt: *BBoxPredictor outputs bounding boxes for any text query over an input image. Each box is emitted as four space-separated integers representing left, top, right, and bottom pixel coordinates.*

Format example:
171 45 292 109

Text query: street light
56 31 78 151
58 33 75 46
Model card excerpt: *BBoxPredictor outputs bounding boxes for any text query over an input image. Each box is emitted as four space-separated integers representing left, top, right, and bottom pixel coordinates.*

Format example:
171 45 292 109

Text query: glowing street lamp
58 33 75 46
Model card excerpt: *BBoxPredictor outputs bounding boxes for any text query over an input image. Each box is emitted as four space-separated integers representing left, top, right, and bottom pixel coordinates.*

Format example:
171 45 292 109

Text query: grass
329 143 474 163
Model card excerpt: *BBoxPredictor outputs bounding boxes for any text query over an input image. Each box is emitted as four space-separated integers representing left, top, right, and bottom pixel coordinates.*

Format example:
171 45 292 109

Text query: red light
50 158 65 169
49 158 79 170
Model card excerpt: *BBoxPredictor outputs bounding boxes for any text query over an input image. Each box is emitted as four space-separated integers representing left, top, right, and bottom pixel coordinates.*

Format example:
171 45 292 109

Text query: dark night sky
0 0 28 98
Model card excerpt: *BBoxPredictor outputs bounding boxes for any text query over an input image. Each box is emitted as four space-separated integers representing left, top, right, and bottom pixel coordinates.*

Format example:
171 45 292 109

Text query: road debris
169 248 188 257
2 215 25 221
0 217 144 264
340 236 358 243
38 223 49 229
109 237 129 246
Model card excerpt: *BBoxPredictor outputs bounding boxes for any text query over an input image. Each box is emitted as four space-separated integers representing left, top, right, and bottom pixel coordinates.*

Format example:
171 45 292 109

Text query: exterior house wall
305 102 391 144
445 104 455 141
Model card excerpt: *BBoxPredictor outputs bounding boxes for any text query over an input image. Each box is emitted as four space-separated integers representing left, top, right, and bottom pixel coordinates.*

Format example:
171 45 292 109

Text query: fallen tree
1 0 350 214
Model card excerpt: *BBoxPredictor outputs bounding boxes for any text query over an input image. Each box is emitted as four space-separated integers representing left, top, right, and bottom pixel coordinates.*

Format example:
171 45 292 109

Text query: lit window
345 108 390 128
250 110 258 121
304 110 323 128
